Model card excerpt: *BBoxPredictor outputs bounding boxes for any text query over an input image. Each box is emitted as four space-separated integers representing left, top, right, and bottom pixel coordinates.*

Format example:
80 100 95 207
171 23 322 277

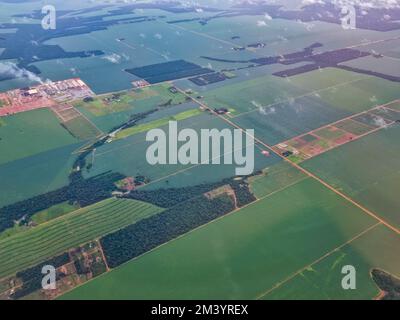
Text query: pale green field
63 116 103 140
61 179 376 300
249 162 306 199
115 108 202 140
31 202 80 225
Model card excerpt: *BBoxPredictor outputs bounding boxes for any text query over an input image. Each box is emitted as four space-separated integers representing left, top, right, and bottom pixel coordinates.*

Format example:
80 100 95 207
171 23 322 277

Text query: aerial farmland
0 0 399 305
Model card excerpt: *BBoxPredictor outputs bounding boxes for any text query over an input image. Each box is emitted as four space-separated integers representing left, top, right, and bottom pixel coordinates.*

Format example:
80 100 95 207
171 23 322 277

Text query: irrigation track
176 86 400 236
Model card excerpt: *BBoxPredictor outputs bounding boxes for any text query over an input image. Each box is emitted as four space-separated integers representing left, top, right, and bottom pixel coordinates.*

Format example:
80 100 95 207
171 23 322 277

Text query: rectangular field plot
302 125 400 228
370 108 400 122
60 179 376 300
62 116 102 140
385 100 400 111
84 112 279 189
0 109 78 165
249 162 306 199
0 198 162 278
264 225 400 300
352 112 393 128
335 119 374 136
114 108 202 140
285 68 365 92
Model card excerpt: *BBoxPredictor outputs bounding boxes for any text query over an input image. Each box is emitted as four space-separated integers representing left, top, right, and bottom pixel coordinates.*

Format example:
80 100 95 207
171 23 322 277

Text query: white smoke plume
0 62 45 84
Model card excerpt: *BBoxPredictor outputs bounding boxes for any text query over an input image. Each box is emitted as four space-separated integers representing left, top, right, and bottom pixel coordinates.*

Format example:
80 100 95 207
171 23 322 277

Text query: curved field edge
60 178 380 300
0 198 163 279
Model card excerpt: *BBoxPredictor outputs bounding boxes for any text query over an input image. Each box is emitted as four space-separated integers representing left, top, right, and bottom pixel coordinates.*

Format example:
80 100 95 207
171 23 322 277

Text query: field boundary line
384 106 400 113
97 239 110 272
72 106 105 136
256 222 382 300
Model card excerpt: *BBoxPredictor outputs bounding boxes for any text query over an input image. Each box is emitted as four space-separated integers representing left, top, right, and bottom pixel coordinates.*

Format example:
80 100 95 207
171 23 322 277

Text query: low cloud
102 53 122 64
372 115 388 127
257 20 268 27
253 101 277 116
0 62 45 84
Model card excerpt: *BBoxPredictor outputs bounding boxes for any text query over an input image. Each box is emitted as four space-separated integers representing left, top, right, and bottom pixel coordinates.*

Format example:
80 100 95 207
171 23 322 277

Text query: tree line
11 253 70 300
101 193 235 268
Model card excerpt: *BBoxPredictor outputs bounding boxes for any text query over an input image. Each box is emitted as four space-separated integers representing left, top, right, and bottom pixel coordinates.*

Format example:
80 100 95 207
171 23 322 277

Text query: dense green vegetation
101 194 235 268
126 174 258 208
372 269 400 300
0 171 125 233
11 253 70 300
0 198 162 278
99 175 257 269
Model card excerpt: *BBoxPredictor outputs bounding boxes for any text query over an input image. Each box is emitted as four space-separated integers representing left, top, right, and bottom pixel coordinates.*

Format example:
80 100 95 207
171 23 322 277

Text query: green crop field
61 178 376 300
286 68 364 92
314 76 400 114
62 116 103 140
0 198 163 278
115 108 202 140
31 202 80 225
203 74 307 116
264 224 400 300
249 162 306 199
335 119 374 136
302 125 400 228
314 127 346 140
0 109 78 165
